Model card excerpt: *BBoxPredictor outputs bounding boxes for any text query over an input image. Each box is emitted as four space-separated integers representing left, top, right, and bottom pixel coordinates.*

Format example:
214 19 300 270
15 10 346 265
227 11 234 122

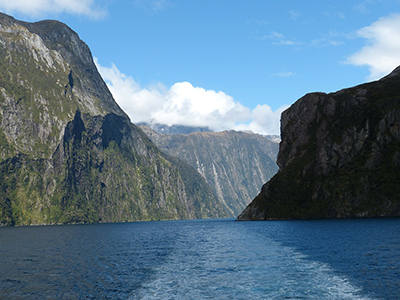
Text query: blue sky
1 1 400 134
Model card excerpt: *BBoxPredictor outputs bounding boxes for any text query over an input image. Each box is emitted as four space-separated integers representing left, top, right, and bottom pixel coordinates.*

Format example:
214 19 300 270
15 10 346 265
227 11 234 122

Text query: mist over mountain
138 122 212 135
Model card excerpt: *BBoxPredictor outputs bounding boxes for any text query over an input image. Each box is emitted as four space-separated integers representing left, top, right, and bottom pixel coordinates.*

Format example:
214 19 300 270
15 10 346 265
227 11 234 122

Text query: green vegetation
0 15 226 226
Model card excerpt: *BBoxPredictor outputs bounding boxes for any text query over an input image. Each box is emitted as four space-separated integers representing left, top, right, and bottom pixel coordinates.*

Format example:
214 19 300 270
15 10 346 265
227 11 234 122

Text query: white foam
128 222 374 300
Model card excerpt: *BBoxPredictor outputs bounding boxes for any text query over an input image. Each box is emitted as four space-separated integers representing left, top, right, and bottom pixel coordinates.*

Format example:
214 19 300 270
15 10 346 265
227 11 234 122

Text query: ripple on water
0 218 399 299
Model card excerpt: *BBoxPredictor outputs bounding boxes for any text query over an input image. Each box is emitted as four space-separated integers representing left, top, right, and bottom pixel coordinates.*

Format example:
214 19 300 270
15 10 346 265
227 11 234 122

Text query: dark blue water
0 218 399 299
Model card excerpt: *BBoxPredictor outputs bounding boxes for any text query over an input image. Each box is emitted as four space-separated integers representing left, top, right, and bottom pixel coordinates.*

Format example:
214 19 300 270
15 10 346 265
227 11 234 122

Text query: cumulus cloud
233 104 288 136
346 14 400 80
95 59 286 135
0 0 106 19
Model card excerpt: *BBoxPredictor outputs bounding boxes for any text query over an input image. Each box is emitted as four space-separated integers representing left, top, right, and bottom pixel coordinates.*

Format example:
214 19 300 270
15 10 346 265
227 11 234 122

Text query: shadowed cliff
238 66 400 220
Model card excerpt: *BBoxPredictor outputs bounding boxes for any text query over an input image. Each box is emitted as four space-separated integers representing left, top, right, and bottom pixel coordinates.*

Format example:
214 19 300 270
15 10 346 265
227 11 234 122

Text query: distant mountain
0 13 228 226
138 122 212 135
238 66 400 220
139 125 279 216
140 121 281 142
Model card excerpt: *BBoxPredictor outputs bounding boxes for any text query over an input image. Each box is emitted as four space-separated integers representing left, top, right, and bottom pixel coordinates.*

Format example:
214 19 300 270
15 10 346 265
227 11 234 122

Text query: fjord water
1 218 399 299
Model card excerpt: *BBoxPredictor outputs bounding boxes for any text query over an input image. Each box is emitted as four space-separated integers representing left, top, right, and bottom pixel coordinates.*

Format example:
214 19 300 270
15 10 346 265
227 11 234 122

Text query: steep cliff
238 66 400 220
0 13 227 225
139 126 279 216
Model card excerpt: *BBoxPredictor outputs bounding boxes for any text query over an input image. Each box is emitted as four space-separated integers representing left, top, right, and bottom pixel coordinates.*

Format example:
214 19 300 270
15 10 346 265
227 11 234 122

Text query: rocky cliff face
0 13 227 225
238 66 400 220
139 126 279 216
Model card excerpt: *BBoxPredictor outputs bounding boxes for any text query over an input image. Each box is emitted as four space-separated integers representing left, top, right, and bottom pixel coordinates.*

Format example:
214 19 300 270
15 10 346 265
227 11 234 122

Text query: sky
1 1 400 135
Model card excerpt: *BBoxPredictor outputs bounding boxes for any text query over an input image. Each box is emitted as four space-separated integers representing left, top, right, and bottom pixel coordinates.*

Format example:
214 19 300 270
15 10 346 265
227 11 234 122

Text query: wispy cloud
322 10 346 20
272 71 297 77
289 10 301 20
346 13 400 80
95 59 286 135
273 39 301 46
354 0 376 14
308 29 354 48
252 30 301 46
311 38 344 47
133 0 173 14
354 3 368 13
337 12 345 19
270 31 284 39
246 19 269 26
0 0 107 19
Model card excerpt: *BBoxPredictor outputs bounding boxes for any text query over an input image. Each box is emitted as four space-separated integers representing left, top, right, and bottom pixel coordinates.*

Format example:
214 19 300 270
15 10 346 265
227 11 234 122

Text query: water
0 218 399 299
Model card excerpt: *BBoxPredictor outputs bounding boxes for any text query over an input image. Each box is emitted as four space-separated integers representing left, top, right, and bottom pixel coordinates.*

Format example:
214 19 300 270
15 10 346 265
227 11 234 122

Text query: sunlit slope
0 13 227 225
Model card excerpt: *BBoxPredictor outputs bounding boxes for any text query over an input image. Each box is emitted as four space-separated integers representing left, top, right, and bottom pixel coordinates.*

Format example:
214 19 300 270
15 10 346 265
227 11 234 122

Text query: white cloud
346 14 400 80
0 0 106 19
95 59 286 135
233 104 288 136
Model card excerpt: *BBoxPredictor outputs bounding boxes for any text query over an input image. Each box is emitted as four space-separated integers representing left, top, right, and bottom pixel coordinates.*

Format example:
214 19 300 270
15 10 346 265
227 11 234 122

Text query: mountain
139 125 279 216
138 122 212 135
238 66 400 220
0 13 228 226
140 121 281 143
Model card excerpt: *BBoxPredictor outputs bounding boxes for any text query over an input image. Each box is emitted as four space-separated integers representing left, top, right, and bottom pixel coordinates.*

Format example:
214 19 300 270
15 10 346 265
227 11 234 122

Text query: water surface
0 218 399 299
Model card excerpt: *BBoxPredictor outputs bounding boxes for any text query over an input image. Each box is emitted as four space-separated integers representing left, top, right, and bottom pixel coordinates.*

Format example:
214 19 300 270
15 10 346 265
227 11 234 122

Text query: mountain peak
380 65 400 80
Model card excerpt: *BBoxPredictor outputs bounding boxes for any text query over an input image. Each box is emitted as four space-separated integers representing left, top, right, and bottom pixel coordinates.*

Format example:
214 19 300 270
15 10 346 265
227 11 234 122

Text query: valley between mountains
0 12 278 225
1 11 399 226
